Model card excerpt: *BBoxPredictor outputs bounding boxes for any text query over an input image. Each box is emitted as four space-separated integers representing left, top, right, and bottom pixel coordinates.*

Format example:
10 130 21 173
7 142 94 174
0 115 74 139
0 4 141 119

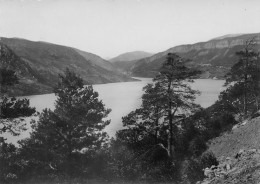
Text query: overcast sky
0 0 260 58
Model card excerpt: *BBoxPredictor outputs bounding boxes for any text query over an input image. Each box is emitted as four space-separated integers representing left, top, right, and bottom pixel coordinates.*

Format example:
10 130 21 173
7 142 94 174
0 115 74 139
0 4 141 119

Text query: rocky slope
129 33 260 79
199 148 260 184
208 117 260 159
198 116 260 184
0 37 134 96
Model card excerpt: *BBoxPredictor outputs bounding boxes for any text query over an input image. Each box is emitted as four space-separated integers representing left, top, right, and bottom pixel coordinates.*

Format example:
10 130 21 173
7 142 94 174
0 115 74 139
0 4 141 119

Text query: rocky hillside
199 148 260 184
198 116 260 184
0 37 134 96
129 33 260 79
208 116 260 159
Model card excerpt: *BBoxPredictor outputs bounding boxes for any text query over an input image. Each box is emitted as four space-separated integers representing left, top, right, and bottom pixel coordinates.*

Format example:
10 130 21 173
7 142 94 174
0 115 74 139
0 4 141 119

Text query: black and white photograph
0 0 260 183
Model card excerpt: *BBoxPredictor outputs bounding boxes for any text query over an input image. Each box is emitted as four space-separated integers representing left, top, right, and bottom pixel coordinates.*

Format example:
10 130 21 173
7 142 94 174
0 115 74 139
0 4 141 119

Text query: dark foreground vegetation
0 39 259 184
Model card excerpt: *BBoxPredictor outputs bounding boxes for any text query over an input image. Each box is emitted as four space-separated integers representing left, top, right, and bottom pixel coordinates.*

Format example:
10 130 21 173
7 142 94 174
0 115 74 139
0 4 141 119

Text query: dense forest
1 39 260 184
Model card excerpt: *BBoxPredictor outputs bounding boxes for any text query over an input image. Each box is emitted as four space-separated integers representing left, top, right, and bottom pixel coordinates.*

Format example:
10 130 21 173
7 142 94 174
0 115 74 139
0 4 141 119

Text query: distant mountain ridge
0 37 134 96
109 51 153 74
110 51 153 63
211 34 244 40
129 33 260 78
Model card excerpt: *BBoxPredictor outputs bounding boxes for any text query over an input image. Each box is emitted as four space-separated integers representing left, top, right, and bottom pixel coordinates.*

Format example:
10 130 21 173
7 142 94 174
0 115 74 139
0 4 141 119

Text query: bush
181 159 204 184
188 137 207 157
200 151 218 169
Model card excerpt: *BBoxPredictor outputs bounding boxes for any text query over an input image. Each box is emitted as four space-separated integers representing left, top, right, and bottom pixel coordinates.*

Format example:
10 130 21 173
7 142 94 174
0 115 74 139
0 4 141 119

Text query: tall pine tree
154 53 201 157
225 38 260 116
20 69 111 177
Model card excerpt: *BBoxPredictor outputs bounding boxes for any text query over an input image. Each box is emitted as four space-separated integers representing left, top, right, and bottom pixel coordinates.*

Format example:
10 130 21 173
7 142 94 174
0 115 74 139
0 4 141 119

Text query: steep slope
197 117 260 184
0 42 53 95
199 148 260 184
0 37 134 96
73 48 115 72
130 33 260 78
208 117 260 159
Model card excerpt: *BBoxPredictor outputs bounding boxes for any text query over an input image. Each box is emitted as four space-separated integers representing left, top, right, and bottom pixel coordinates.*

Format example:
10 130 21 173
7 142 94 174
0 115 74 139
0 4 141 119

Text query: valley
1 32 259 184
1 33 260 96
1 1 260 183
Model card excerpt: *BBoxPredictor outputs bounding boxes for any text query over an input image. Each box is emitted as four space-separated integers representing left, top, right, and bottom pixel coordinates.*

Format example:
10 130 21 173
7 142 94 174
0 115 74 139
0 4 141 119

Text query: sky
0 0 260 59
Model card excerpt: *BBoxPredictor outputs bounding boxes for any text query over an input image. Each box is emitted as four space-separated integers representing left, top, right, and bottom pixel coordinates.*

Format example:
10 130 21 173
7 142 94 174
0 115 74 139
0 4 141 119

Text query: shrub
188 137 207 157
200 151 218 168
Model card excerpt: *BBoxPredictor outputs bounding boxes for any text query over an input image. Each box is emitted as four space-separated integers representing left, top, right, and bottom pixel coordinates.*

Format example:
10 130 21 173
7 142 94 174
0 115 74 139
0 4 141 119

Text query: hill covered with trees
0 37 134 96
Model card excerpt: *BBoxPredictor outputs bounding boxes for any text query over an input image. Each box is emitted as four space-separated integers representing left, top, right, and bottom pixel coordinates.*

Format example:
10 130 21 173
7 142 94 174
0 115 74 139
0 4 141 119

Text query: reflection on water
3 78 225 144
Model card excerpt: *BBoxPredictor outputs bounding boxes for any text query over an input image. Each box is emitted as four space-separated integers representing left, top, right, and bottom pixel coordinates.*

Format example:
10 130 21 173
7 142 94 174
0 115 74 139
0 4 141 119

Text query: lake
3 78 225 144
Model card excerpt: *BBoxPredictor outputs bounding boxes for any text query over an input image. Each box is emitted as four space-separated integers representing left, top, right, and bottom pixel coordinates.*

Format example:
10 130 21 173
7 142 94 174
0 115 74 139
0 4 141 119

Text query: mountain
0 42 53 95
0 37 135 96
211 34 244 40
110 51 153 63
109 51 153 74
129 33 260 79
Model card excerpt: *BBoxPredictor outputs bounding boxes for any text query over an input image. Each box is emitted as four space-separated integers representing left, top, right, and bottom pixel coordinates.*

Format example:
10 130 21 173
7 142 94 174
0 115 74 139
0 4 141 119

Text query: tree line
0 39 259 183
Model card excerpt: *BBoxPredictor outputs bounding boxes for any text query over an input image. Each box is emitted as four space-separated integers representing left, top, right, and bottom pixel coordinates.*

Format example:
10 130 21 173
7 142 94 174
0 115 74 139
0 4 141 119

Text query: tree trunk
243 69 248 116
243 89 247 116
255 94 259 111
167 80 174 158
168 102 173 156
243 50 250 117
155 109 159 143
66 142 73 177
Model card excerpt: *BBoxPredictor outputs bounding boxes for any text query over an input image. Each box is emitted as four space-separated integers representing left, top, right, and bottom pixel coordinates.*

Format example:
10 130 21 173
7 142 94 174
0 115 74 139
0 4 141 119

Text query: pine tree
0 68 19 93
120 82 168 149
0 68 35 183
154 53 201 157
141 82 168 142
121 53 201 158
0 68 35 136
225 38 260 116
20 69 111 177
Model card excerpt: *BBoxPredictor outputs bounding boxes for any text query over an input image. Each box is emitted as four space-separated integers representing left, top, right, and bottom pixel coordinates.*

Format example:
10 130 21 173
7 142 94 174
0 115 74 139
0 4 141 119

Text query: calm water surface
4 78 225 144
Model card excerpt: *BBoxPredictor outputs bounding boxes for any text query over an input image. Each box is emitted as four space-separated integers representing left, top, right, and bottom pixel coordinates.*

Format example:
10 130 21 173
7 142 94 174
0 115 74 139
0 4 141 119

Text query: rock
248 149 257 153
204 167 215 179
232 124 239 131
241 120 248 126
226 163 231 171
226 157 232 160
253 153 260 159
218 163 226 170
219 156 226 162
204 167 210 177
235 149 245 158
251 110 260 119
238 149 245 155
